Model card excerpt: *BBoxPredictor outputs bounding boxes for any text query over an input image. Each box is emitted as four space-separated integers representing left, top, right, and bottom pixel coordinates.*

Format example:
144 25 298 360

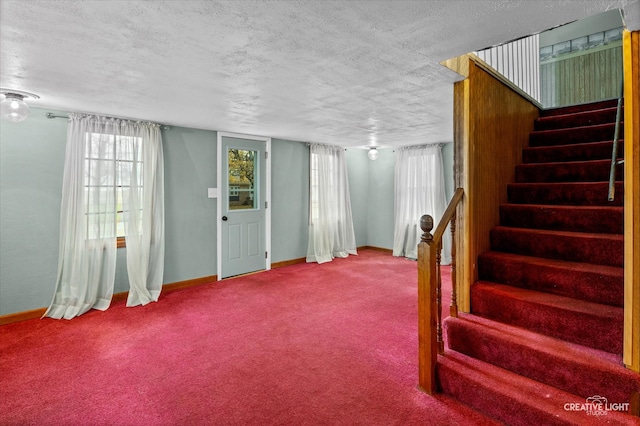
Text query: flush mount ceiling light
368 147 379 161
0 89 40 122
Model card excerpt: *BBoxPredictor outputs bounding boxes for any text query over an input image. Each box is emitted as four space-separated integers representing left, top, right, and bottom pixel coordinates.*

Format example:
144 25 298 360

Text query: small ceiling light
368 147 379 161
0 89 40 122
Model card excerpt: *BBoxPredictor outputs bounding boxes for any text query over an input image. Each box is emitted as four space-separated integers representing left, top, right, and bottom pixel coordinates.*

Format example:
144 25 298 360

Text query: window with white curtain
310 152 320 221
45 114 165 319
393 144 450 263
84 132 143 245
309 151 335 222
306 144 357 264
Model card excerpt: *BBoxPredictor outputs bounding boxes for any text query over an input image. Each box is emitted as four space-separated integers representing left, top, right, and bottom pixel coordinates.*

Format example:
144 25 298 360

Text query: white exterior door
217 133 271 279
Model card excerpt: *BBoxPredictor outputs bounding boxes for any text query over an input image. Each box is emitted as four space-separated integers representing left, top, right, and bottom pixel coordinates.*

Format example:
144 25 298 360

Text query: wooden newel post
418 214 438 395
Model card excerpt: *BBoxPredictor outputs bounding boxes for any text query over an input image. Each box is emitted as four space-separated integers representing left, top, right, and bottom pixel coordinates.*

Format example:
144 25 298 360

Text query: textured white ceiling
1 0 638 148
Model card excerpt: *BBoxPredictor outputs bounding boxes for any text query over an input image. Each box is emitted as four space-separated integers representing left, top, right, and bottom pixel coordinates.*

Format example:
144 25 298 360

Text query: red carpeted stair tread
440 98 636 423
471 281 623 353
529 122 621 147
523 140 623 164
515 159 622 183
478 251 623 306
490 226 623 267
436 350 638 426
499 204 623 234
444 314 639 403
428 394 505 425
538 99 619 117
534 106 620 131
507 181 623 206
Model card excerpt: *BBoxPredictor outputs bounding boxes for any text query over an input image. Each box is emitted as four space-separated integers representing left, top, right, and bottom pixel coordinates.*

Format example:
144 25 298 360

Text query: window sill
117 237 126 248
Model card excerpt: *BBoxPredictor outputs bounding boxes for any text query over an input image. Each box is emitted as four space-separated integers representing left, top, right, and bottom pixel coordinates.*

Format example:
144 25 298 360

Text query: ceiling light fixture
368 147 379 161
0 89 40 122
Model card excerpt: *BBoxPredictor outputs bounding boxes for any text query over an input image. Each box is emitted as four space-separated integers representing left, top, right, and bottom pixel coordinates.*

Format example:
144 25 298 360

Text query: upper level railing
474 34 541 103
475 24 623 109
417 187 463 395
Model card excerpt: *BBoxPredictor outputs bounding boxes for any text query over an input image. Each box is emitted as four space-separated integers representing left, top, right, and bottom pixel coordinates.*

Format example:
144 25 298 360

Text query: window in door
227 148 257 210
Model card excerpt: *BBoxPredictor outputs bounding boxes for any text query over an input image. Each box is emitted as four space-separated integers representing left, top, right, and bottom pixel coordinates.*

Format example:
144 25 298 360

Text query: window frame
309 151 337 224
84 132 143 248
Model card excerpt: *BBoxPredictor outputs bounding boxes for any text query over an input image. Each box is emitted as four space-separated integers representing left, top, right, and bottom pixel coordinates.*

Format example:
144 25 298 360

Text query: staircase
437 100 640 425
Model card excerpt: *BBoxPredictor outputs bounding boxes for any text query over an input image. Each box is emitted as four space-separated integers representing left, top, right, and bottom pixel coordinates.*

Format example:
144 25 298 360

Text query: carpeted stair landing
437 99 640 425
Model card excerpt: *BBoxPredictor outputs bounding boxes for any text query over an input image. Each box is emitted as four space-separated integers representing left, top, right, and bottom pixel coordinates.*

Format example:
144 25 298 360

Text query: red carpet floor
0 250 496 426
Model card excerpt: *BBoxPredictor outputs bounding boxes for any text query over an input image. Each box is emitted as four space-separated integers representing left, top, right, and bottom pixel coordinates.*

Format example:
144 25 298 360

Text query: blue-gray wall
346 149 369 247
0 110 66 314
271 139 309 262
366 149 396 250
0 107 453 316
162 126 218 286
442 142 454 199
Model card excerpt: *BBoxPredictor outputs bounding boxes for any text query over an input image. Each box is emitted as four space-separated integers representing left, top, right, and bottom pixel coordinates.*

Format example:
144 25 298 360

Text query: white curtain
124 123 165 307
44 114 164 319
306 144 357 264
393 144 450 263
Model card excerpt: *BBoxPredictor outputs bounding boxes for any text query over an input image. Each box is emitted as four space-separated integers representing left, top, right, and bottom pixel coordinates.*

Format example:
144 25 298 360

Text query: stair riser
437 364 565 426
539 100 619 117
471 285 623 353
523 141 623 164
508 182 623 206
444 317 636 403
490 228 624 267
535 107 619 131
530 123 621 147
478 253 623 306
515 160 622 183
436 355 602 426
499 204 623 234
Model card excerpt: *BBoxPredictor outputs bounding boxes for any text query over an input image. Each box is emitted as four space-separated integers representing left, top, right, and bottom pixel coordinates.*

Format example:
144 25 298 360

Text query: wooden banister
432 188 464 242
607 80 624 202
417 188 464 395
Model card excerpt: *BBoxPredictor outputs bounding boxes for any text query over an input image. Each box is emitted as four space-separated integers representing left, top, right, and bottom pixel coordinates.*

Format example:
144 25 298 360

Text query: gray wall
162 126 218 285
271 139 309 262
0 110 66 314
346 149 369 247
442 142 454 200
366 149 396 250
0 107 453 316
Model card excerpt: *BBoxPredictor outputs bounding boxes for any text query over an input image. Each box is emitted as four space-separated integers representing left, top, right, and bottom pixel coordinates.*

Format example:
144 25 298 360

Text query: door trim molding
216 132 271 281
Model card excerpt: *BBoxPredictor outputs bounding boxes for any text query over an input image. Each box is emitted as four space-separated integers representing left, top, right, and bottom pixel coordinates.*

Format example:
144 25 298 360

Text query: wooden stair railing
417 187 464 395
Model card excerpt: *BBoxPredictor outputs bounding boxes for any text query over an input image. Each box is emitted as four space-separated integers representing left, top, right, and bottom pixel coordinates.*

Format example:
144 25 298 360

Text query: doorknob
222 216 228 221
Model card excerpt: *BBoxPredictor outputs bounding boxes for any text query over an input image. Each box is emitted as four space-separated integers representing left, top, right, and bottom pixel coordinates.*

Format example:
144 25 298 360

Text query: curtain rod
306 142 347 150
45 112 170 130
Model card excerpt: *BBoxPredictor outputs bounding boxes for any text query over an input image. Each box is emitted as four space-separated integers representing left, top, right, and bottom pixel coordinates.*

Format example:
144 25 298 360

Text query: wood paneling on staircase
445 55 540 312
623 29 640 372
